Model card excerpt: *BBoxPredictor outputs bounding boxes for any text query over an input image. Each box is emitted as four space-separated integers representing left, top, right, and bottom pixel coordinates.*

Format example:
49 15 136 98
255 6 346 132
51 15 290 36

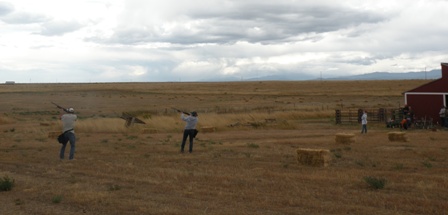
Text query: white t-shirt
361 113 367 125
61 113 77 133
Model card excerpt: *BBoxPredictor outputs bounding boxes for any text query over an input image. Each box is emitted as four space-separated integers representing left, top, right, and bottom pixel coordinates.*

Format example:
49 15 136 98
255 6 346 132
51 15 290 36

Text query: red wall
405 94 444 124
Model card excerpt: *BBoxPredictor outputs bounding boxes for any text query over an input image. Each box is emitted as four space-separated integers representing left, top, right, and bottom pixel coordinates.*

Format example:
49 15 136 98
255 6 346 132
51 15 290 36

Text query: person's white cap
67 108 75 113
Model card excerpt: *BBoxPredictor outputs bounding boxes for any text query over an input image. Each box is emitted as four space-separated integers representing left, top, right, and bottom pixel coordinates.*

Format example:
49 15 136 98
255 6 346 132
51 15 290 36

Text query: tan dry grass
76 118 129 133
0 114 15 125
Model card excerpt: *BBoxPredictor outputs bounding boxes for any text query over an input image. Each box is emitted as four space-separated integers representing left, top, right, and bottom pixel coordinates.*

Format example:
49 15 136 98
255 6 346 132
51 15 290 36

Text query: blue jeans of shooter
361 124 367 133
181 129 195 152
60 132 76 160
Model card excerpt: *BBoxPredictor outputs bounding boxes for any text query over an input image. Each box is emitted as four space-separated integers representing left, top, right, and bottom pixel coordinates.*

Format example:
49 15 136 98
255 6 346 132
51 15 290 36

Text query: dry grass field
1 80 447 215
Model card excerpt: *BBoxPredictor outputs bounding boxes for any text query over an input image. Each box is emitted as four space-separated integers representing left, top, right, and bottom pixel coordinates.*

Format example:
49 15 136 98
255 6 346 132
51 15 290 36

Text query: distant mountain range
325 69 441 81
202 69 442 82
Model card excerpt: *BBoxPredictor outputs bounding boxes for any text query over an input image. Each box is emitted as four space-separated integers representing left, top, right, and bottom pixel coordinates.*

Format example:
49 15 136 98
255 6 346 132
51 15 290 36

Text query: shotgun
51 102 69 113
171 107 190 115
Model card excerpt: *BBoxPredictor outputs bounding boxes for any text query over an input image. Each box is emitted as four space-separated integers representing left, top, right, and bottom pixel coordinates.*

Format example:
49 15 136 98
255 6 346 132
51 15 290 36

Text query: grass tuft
52 195 63 203
0 175 15 191
247 143 259 148
364 176 386 190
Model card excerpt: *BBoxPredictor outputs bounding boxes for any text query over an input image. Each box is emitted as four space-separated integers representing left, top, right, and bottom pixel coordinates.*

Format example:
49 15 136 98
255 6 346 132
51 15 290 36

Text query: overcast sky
1 0 448 83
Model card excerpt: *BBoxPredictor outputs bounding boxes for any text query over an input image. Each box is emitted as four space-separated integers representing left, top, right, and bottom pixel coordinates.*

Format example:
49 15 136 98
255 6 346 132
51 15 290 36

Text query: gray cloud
1 12 49 24
0 1 13 16
38 20 83 36
99 2 386 46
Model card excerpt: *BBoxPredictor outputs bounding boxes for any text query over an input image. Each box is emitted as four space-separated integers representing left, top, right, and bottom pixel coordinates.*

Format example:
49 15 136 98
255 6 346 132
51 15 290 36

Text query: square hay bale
335 133 355 144
296 148 331 167
201 126 216 133
388 132 408 142
48 131 60 139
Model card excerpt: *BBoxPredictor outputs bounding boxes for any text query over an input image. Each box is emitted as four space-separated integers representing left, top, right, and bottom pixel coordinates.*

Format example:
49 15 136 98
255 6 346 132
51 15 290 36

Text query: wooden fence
335 108 401 124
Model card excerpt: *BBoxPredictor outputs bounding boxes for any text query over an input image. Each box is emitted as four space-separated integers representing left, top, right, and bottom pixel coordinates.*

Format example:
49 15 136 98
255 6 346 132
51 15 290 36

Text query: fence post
335 109 341 124
358 109 363 123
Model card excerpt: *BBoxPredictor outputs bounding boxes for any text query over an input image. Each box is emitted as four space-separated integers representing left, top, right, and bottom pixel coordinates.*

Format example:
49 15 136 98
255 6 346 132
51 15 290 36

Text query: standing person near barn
361 110 367 134
59 107 77 160
439 106 446 127
178 111 198 153
407 106 414 128
402 104 410 117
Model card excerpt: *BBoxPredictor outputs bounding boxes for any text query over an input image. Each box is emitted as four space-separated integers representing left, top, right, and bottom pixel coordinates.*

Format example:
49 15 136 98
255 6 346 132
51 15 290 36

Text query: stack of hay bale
388 132 408 142
335 133 355 144
296 148 331 167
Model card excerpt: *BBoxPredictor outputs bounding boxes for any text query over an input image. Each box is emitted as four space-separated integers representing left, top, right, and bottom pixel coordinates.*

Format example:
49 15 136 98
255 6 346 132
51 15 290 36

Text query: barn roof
404 63 448 93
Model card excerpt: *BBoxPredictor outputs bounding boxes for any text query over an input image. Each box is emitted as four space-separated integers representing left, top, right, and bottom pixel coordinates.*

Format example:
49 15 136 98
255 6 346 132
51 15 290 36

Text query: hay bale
201 126 216 133
296 148 331 167
388 132 408 142
335 133 355 144
48 131 60 139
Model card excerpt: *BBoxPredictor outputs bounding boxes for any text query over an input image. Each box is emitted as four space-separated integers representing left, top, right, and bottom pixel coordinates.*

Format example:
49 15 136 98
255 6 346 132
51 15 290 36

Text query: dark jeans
181 129 195 152
361 124 367 133
60 132 76 160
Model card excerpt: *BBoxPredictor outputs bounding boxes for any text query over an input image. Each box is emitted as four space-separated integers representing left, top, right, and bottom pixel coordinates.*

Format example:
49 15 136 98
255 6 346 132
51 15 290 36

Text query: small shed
403 63 448 124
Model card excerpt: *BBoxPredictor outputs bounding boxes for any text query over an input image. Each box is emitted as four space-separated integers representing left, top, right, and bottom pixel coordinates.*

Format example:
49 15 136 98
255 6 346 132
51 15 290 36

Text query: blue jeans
361 124 367 133
181 129 195 152
60 132 76 160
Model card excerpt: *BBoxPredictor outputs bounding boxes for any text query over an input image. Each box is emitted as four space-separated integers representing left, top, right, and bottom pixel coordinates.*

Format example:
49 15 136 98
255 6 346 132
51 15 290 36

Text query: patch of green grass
422 160 433 168
14 198 24 205
355 160 364 167
108 184 121 191
246 143 259 149
333 151 342 158
126 135 138 140
427 156 437 162
392 163 404 170
243 152 251 158
330 148 343 156
363 176 386 190
52 195 63 203
0 175 15 191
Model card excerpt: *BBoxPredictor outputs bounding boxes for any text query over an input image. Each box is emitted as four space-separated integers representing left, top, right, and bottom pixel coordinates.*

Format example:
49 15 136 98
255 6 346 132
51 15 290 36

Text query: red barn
403 63 448 125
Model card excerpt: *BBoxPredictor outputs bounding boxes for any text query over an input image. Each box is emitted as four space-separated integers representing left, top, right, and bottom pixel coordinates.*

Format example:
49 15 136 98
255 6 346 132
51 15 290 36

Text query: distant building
5 81 15 85
403 63 448 124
